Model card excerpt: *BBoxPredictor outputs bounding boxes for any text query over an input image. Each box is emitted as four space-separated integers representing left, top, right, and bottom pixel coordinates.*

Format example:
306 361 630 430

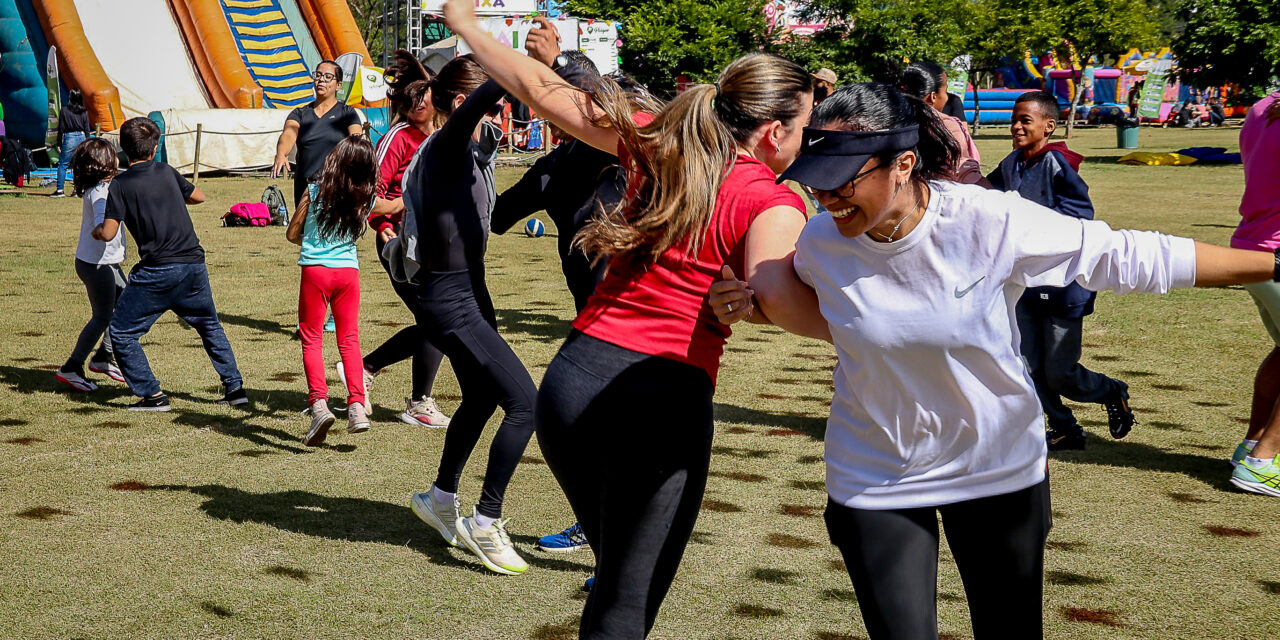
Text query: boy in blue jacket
988 91 1134 450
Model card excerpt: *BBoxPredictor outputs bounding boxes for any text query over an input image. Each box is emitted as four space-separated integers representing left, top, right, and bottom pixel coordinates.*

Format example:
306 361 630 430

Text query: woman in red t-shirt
352 77 453 428
445 0 829 635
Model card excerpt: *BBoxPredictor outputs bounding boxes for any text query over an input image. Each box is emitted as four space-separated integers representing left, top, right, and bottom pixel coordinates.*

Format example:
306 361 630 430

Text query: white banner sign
577 20 618 75
419 0 538 15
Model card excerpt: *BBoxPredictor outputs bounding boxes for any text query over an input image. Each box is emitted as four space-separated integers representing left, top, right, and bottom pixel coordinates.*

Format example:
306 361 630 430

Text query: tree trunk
1064 58 1087 139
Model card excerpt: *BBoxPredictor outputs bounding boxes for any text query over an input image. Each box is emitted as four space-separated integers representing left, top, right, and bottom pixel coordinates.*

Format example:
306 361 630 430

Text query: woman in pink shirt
1229 92 1280 497
898 62 983 183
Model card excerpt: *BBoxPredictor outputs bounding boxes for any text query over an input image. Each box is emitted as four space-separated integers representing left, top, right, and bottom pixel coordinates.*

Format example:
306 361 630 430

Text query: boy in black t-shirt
93 118 247 411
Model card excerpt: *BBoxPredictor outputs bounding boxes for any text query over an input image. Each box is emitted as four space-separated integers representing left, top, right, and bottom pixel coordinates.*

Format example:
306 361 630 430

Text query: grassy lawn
0 125 1277 639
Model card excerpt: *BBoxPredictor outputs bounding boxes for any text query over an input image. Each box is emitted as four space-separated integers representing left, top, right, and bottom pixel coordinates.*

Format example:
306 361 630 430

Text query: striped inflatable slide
220 0 313 108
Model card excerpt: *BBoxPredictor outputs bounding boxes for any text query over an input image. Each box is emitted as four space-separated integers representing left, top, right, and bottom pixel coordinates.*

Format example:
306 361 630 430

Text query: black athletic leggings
824 478 1052 640
365 235 445 399
537 330 714 640
410 269 536 519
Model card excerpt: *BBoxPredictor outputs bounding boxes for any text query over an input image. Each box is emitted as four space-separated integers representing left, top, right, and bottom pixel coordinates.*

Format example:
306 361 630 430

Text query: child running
56 138 127 392
987 90 1134 450
96 117 247 412
287 135 375 445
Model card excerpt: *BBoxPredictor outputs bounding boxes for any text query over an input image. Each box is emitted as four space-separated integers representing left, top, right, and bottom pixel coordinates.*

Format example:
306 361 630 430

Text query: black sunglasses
487 103 506 117
800 161 888 199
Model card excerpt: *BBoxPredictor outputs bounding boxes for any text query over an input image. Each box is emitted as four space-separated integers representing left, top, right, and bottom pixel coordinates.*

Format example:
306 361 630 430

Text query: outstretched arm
443 0 620 155
1193 242 1273 287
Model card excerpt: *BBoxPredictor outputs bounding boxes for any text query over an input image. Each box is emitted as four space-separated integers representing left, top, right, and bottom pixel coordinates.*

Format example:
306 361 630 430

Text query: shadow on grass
1050 435 1230 489
148 484 591 573
0 364 325 454
495 308 572 344
218 313 297 338
1080 155 1128 165
713 402 826 440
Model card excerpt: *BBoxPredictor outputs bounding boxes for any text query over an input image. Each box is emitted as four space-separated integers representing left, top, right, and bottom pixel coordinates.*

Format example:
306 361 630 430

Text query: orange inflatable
296 0 333 60
308 0 372 65
30 0 123 131
298 0 381 107
168 0 231 108
177 0 263 109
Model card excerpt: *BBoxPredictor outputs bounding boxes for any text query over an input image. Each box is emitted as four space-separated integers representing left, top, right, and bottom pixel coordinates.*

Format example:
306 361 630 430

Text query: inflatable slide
0 0 372 139
218 0 315 108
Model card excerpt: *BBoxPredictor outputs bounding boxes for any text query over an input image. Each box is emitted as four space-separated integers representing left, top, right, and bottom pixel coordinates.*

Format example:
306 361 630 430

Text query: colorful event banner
456 17 618 75
1137 59 1173 120
457 17 579 56
420 0 539 15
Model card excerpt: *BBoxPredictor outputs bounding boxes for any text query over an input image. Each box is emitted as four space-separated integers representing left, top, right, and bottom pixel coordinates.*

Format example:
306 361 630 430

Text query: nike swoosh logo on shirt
808 136 825 146
954 276 986 298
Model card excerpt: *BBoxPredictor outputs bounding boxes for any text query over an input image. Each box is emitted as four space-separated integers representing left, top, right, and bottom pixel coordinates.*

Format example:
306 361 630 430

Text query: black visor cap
779 126 919 192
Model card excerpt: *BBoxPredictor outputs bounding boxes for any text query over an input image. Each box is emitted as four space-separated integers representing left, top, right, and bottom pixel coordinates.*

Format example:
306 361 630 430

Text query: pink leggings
299 266 364 405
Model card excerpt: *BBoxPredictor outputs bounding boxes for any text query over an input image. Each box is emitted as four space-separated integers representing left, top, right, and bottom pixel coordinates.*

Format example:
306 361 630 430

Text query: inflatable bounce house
0 0 387 174
959 45 1195 126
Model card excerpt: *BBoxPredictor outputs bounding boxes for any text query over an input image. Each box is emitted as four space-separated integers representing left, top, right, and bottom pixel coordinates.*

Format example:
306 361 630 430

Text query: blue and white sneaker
323 314 336 333
537 522 588 553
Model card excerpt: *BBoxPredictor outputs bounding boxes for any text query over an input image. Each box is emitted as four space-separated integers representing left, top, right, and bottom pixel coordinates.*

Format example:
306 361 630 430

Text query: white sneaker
335 361 375 412
88 360 126 383
347 402 371 434
55 370 98 392
411 490 461 547
456 512 529 575
401 396 451 428
302 400 335 446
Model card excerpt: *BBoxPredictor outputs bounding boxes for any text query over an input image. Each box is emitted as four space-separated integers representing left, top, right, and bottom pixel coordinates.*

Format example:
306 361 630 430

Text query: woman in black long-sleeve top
52 90 91 197
402 56 538 576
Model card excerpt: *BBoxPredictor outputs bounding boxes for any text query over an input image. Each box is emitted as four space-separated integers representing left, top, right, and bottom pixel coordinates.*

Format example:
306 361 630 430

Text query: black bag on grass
1 137 36 186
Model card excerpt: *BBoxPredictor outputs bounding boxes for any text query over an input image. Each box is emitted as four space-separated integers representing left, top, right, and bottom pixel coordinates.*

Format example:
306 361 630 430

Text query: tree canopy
567 0 773 91
1173 0 1280 95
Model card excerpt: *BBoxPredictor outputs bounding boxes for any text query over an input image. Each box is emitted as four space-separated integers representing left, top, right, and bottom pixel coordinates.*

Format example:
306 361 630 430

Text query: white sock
432 485 455 505
1243 456 1273 469
1242 439 1259 449
474 512 497 530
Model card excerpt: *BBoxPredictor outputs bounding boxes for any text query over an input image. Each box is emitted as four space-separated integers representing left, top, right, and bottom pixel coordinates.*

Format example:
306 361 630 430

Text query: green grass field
0 125 1277 639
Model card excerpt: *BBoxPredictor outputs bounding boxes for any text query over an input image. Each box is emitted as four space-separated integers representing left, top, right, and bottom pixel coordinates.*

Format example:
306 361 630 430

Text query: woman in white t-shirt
57 138 127 392
710 83 1276 639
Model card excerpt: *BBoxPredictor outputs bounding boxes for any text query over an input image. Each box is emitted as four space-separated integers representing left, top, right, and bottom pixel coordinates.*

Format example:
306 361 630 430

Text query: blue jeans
109 263 242 398
57 131 86 192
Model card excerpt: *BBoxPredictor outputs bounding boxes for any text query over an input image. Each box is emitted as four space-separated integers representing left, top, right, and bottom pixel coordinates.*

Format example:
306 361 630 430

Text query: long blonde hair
576 53 812 266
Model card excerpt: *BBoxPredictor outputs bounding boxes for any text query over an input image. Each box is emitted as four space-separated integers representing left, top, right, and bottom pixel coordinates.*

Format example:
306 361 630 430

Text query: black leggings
537 330 714 639
824 478 1052 640
365 238 445 398
411 269 536 519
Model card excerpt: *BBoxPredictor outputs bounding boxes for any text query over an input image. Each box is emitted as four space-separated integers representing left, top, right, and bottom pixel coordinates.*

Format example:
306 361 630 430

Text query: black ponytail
896 62 946 101
903 92 958 181
811 82 958 183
